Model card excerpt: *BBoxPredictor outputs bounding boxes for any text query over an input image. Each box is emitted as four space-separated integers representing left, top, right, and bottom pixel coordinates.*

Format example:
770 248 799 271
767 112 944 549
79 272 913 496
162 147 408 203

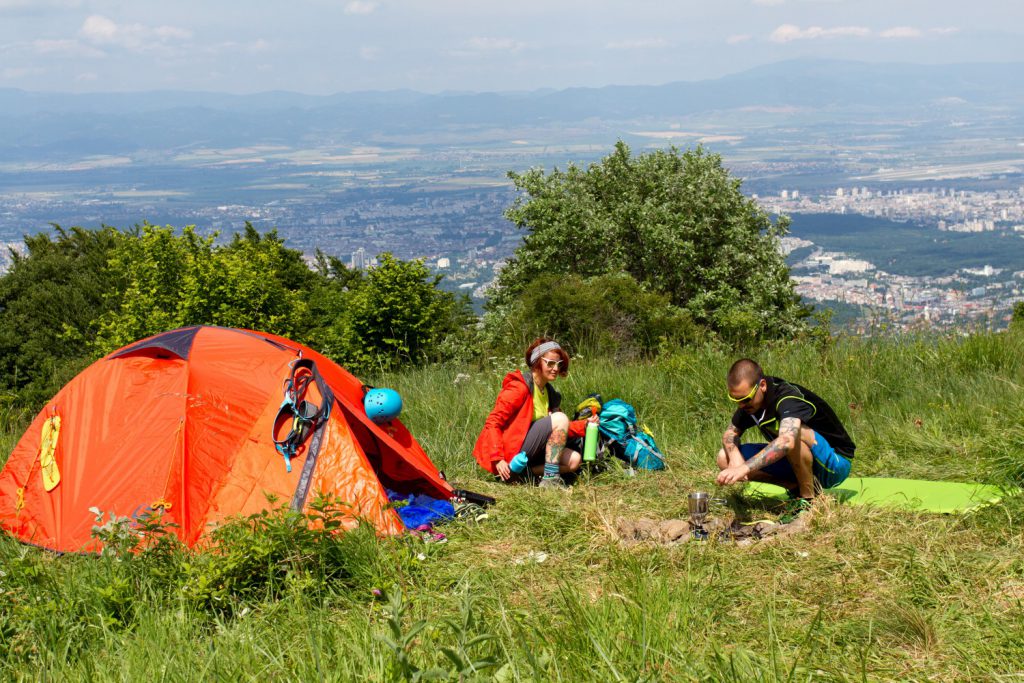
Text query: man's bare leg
785 438 816 498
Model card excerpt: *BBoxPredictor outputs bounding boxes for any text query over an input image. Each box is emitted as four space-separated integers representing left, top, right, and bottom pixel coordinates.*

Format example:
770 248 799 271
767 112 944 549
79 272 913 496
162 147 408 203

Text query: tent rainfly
0 326 453 553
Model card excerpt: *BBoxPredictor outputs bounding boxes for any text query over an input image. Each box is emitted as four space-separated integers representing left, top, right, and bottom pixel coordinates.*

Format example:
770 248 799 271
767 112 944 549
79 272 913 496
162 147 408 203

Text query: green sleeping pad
744 477 1014 514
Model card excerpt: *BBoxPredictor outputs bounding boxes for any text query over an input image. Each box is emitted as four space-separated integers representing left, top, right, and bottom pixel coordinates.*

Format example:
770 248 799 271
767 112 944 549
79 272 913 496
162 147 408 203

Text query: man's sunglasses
541 358 563 369
728 381 761 405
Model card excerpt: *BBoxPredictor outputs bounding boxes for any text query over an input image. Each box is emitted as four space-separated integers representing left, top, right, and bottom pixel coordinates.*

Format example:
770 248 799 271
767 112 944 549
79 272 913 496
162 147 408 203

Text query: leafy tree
493 141 808 340
95 223 308 352
301 252 365 362
0 226 125 402
0 223 476 408
341 253 473 371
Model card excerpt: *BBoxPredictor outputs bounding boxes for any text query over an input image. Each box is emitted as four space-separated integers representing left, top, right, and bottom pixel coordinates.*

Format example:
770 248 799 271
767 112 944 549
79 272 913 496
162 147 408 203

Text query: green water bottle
583 421 598 462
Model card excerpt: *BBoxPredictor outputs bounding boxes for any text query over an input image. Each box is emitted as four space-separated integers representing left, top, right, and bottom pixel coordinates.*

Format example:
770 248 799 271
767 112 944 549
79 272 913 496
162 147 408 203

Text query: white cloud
465 37 526 52
80 15 118 43
770 24 870 43
201 39 271 56
79 15 193 51
727 34 752 45
880 26 922 39
343 1 378 15
32 38 104 57
605 38 670 50
447 37 527 59
752 0 786 5
359 46 380 61
769 23 958 44
154 26 192 41
76 71 98 82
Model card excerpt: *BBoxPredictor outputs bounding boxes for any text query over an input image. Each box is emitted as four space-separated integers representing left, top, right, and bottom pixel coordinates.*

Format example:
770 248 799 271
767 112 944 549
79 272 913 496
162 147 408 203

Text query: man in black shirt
716 358 854 502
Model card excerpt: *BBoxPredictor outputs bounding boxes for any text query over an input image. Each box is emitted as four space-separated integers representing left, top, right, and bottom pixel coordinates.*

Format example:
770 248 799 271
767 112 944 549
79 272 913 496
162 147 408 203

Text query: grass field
1 332 1023 681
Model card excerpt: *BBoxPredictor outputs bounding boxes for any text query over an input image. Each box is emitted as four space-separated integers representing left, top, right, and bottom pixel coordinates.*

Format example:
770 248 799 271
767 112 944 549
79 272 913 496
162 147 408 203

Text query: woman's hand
587 414 600 424
495 460 512 481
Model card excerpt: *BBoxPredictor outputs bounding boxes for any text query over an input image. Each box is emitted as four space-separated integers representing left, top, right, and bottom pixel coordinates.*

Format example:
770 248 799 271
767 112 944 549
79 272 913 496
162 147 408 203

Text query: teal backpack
598 399 666 471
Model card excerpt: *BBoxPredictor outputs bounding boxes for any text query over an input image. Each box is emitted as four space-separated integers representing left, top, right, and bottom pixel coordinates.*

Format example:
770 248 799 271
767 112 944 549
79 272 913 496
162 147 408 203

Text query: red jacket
472 370 587 474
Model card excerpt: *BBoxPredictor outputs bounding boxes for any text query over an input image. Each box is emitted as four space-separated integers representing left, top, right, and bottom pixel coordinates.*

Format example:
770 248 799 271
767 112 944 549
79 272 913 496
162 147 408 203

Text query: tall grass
1 331 1023 680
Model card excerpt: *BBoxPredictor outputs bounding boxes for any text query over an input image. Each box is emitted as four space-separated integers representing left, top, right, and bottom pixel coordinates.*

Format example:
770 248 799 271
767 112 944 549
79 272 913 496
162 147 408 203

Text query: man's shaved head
727 358 763 389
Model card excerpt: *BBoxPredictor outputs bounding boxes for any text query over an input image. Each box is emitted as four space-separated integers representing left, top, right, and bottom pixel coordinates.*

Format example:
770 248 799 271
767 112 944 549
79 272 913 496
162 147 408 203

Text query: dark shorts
520 416 553 467
519 415 582 467
740 431 851 490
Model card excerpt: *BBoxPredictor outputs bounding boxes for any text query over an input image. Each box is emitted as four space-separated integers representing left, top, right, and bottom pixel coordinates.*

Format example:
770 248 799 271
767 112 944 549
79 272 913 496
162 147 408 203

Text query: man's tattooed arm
722 424 744 454
743 417 801 473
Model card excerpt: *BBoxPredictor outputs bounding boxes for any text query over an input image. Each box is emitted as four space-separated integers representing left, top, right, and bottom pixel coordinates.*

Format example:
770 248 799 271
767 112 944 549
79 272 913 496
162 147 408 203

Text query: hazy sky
1 0 1021 94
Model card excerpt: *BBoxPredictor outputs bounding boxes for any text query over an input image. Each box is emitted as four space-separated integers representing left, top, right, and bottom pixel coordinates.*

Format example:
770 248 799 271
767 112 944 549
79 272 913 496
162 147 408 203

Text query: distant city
760 186 1024 331
2 59 1023 332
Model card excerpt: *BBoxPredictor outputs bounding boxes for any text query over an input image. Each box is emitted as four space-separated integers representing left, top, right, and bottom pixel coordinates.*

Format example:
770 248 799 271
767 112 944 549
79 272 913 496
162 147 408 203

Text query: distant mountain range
1 59 1022 159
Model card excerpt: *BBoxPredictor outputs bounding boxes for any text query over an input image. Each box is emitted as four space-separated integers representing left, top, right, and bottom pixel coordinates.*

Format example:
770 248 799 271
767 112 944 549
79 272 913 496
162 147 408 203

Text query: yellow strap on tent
39 415 61 492
15 487 24 512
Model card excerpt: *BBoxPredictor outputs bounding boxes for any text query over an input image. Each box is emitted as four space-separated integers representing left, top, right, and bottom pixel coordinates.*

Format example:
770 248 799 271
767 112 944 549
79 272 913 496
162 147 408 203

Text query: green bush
484 271 703 359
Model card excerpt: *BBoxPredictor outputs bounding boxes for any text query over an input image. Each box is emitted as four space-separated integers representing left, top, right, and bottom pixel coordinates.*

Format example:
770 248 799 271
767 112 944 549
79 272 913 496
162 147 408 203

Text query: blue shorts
740 432 851 490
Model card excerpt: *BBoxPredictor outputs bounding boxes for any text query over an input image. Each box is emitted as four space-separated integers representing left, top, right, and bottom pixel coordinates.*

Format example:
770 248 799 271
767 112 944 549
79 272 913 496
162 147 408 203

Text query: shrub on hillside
303 252 476 372
484 271 703 359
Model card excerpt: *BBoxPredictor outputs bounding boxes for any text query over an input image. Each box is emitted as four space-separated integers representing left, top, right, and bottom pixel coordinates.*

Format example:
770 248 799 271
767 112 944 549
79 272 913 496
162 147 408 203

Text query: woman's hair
525 337 570 377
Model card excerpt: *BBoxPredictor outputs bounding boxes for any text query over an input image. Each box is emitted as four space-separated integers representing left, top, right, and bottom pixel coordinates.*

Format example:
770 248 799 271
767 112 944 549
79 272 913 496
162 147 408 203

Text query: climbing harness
273 357 334 475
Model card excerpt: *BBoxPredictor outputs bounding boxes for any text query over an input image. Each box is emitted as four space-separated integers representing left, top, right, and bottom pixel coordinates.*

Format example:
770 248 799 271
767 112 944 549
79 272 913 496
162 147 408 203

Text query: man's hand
495 460 512 481
716 463 751 486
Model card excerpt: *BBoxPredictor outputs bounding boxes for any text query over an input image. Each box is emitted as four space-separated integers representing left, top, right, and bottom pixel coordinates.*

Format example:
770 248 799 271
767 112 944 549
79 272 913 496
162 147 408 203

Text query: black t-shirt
731 376 856 458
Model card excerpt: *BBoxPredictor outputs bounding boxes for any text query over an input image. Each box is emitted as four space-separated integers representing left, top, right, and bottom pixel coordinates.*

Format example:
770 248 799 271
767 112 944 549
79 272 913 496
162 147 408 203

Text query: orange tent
0 326 453 553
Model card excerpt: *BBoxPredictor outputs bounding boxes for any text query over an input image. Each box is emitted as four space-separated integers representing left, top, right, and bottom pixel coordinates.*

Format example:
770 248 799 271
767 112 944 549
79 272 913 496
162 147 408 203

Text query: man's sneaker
538 476 567 490
778 497 813 524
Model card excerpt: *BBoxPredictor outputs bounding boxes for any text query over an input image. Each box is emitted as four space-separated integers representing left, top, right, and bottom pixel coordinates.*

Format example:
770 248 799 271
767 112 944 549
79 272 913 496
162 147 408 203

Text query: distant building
351 247 366 270
829 259 874 275
437 257 451 269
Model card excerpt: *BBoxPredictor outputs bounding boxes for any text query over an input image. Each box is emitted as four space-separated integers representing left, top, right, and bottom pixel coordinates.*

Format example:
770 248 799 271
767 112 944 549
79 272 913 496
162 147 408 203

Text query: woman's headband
529 341 562 365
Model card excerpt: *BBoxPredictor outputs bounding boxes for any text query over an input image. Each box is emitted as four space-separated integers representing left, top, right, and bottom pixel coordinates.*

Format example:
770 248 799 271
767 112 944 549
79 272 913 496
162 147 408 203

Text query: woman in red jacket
472 338 592 488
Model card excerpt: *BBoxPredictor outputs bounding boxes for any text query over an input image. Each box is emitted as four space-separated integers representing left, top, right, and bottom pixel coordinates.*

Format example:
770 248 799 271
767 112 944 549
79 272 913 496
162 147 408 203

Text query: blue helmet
364 388 403 424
